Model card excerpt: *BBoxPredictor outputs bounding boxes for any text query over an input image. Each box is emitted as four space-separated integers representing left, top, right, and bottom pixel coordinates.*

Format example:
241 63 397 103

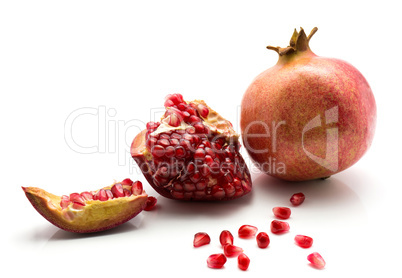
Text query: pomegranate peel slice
22 182 148 233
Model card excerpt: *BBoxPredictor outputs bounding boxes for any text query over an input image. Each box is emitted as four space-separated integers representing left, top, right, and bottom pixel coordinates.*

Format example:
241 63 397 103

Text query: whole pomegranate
131 94 252 201
241 27 376 181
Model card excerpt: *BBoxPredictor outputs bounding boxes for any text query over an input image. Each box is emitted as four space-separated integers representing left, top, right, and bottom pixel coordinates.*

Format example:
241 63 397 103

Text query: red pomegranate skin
241 28 376 181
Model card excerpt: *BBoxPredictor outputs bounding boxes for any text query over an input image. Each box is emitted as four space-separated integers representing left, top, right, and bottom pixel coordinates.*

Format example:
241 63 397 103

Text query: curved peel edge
22 186 148 233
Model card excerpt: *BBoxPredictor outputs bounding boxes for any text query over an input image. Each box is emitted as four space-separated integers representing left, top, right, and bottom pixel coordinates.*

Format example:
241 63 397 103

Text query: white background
1 1 401 277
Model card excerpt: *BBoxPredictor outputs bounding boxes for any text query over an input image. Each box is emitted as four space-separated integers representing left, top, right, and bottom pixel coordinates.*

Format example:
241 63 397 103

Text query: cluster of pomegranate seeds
272 206 291 219
138 93 252 201
60 179 143 210
195 192 326 270
207 253 227 269
238 225 258 238
193 232 211 248
290 192 305 206
294 235 313 248
307 252 326 269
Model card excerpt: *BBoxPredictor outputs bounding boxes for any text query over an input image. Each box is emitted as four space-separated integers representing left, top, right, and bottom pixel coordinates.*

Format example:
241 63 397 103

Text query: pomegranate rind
22 185 148 233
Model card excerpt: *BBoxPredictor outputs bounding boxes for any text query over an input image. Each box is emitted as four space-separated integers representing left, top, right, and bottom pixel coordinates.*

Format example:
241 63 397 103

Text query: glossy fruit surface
238 225 258 238
272 207 291 219
307 252 326 269
131 94 252 201
207 253 227 269
22 179 147 233
270 220 290 234
238 253 250 271
193 232 211 247
241 27 376 181
295 235 313 248
256 232 270 248
290 192 305 206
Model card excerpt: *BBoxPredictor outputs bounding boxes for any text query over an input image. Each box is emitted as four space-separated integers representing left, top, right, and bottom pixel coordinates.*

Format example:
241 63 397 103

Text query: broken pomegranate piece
131 94 252 201
22 179 148 233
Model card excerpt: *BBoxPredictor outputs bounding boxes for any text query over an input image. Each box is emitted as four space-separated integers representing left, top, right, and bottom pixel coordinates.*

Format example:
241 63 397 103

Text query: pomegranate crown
267 27 318 56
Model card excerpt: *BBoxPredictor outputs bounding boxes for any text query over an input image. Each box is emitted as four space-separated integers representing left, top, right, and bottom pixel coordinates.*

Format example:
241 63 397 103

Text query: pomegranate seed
270 220 290 234
223 244 243 257
238 253 250 271
69 193 85 206
123 188 132 196
219 230 234 246
307 252 325 269
144 196 157 211
80 191 93 201
197 104 209 118
256 232 270 248
193 232 211 248
272 206 291 219
207 254 227 269
131 181 143 195
94 189 108 201
168 113 181 127
72 202 85 210
105 189 114 199
60 195 70 209
295 235 313 248
238 225 258 238
111 183 125 198
290 192 305 206
121 178 133 186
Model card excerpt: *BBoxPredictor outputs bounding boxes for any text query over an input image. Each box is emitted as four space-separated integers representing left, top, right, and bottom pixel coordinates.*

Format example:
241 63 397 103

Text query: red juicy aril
131 94 252 201
241 27 376 181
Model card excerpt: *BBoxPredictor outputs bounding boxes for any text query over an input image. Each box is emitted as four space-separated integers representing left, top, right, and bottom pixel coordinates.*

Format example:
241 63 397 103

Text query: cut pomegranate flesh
238 253 250 271
295 235 313 248
307 252 325 269
238 225 258 238
61 180 144 209
223 244 243 257
207 253 227 269
219 230 234 246
290 192 305 206
144 196 157 211
270 220 290 234
131 94 252 201
193 232 211 248
256 232 270 248
272 207 291 219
